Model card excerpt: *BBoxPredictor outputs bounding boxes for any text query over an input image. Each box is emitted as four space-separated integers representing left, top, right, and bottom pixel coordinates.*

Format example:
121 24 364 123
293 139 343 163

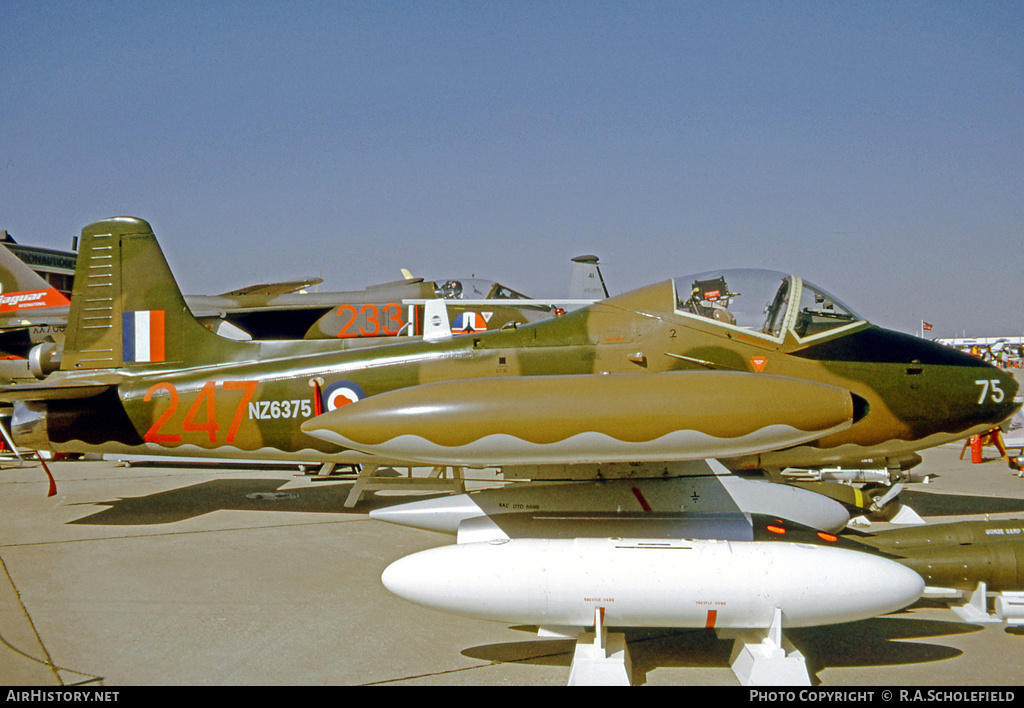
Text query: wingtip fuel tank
303 371 865 466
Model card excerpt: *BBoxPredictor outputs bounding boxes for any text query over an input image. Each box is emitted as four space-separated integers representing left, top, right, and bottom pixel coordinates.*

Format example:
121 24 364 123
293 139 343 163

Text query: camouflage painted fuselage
5 217 1019 472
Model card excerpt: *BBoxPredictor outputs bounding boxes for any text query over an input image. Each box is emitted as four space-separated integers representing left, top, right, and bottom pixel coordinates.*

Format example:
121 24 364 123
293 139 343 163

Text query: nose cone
889 338 1021 438
382 549 448 609
802 547 925 625
369 494 484 535
792 327 1020 439
995 368 1022 417
960 363 1021 430
381 544 529 621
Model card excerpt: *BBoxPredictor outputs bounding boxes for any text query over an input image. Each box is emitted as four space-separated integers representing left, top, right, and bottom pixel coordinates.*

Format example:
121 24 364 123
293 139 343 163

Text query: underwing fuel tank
302 371 866 466
381 538 924 629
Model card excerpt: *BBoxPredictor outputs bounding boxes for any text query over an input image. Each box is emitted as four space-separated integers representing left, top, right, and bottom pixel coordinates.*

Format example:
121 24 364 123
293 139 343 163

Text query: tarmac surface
3 433 1024 686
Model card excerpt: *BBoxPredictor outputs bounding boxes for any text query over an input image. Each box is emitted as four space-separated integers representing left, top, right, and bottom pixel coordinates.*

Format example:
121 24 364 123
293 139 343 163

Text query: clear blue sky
2 1 1021 338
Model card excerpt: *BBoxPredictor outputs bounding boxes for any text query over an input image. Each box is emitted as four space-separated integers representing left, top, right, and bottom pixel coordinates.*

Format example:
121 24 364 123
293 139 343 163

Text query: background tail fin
0 242 71 313
569 255 608 300
62 216 222 370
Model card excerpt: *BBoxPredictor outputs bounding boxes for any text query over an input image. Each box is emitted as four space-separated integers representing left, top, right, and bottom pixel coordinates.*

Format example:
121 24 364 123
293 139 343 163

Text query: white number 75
975 379 1005 404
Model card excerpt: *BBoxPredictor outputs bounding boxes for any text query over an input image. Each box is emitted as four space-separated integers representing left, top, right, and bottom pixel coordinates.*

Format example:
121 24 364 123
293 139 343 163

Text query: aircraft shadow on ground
67 475 440 525
787 615 974 676
462 616 975 685
64 479 1024 526
66 476 1024 526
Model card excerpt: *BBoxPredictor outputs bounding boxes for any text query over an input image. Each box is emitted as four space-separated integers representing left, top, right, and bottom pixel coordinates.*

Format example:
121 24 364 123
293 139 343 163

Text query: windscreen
793 280 863 337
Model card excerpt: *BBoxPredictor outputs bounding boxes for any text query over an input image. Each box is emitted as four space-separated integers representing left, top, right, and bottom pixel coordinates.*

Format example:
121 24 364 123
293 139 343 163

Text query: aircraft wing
215 275 428 300
216 278 324 297
0 377 119 401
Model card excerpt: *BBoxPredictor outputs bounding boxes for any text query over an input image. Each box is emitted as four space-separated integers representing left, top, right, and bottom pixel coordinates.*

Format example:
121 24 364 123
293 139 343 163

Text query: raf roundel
322 380 366 412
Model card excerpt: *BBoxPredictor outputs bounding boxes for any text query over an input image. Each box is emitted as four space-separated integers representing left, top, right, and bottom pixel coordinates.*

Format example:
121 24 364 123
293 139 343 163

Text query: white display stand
567 608 633 686
718 608 811 686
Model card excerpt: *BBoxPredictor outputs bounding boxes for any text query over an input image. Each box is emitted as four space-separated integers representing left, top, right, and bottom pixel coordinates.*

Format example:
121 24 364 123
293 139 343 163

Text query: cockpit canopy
673 269 864 341
434 278 530 301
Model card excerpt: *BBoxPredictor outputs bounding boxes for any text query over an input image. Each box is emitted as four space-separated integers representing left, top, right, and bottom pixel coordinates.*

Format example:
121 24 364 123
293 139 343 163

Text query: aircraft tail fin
422 298 452 341
0 242 71 313
569 255 608 300
62 217 232 371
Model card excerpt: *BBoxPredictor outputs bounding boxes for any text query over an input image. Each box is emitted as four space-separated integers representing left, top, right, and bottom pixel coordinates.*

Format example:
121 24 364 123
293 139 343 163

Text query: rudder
569 255 608 300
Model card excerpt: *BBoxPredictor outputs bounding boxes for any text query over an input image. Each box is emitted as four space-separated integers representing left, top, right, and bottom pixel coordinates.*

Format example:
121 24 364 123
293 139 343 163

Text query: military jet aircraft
0 216 1017 482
